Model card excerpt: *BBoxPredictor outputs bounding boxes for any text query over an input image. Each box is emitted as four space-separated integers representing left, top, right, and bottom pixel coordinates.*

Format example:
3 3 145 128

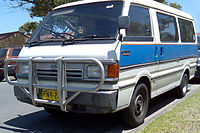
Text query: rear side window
11 49 21 56
126 6 151 36
157 13 178 42
0 49 8 57
178 19 195 42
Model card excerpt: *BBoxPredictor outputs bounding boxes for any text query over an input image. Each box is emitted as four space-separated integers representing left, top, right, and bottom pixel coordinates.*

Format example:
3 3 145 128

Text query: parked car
0 47 22 81
195 36 200 78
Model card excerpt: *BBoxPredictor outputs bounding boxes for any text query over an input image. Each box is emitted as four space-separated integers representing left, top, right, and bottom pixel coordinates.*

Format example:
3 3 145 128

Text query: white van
5 0 198 127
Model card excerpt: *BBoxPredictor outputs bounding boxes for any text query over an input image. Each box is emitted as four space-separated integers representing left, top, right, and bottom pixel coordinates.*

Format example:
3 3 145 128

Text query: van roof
54 0 193 20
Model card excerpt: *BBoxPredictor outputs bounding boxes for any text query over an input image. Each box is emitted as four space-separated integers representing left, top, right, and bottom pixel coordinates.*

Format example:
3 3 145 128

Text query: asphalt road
0 79 200 133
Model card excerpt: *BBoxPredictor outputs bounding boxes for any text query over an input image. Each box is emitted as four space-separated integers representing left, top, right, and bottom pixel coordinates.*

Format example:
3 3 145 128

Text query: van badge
78 28 84 34
122 50 130 56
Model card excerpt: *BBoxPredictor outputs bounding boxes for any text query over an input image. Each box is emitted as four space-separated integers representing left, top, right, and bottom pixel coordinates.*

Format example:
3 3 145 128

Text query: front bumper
5 57 118 114
14 85 118 114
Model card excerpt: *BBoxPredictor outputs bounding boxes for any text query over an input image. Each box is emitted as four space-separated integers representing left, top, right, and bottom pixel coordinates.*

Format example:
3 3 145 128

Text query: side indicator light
107 64 119 78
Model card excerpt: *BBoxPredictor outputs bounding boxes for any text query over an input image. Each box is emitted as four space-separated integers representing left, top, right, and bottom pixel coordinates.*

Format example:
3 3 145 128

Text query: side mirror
118 16 130 29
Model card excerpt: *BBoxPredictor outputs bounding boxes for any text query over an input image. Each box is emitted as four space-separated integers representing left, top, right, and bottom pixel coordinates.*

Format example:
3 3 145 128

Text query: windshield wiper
62 38 76 45
28 39 63 47
28 38 77 47
62 35 116 46
80 35 116 40
42 26 75 39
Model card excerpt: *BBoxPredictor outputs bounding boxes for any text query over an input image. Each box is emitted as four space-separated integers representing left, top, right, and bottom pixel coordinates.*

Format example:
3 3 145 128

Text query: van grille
36 69 83 80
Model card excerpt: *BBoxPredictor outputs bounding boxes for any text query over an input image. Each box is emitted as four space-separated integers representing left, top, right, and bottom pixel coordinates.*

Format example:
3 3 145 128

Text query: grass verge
141 89 200 133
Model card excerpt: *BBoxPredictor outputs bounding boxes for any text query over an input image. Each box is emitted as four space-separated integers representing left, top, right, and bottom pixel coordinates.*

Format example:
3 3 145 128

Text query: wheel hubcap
135 94 144 116
182 77 188 94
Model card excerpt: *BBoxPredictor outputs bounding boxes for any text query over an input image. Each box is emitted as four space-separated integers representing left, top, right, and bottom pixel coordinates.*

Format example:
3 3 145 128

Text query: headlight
19 63 29 75
87 65 101 78
87 64 119 79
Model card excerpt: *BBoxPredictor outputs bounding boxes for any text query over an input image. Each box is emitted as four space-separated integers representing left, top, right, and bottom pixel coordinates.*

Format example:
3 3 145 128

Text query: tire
44 106 62 115
0 76 4 82
122 83 149 127
176 73 189 98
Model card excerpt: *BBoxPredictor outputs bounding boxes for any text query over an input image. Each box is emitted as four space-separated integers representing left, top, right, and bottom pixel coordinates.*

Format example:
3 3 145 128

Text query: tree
154 0 182 10
6 0 77 35
6 0 77 18
5 0 76 35
19 21 39 35
169 3 182 10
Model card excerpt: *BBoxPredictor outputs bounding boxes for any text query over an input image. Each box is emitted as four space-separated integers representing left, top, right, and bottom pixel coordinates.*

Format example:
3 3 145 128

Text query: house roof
0 31 28 40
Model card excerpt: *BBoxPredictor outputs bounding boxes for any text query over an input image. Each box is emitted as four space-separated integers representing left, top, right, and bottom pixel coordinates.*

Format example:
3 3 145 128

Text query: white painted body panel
20 43 119 60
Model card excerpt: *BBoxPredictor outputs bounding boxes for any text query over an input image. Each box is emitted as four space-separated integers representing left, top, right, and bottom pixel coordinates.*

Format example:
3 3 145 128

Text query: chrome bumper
14 85 117 113
4 57 105 112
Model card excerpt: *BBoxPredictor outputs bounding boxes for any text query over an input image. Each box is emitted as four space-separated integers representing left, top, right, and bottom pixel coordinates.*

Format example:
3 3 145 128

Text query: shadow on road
2 80 200 133
3 111 129 133
189 77 200 84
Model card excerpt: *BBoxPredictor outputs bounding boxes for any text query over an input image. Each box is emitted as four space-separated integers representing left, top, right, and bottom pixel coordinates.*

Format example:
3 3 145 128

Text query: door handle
154 46 157 57
160 47 164 56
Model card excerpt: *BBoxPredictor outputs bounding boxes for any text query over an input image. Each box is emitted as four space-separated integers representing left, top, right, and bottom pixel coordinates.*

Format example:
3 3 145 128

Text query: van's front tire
176 73 188 98
122 83 149 127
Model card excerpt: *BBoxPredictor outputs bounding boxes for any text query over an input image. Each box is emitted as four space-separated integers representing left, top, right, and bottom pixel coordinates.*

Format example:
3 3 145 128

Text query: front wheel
122 83 149 127
176 73 188 98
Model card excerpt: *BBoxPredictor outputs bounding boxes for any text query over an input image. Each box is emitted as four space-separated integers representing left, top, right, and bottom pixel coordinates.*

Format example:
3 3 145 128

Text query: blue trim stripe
120 43 198 67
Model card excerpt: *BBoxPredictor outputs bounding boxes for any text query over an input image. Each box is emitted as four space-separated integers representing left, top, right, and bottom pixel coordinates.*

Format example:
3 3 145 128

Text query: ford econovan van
4 0 198 126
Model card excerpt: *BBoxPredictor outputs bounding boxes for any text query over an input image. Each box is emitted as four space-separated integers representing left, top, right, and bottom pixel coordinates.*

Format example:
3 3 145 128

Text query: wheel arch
117 70 152 110
184 68 190 79
135 76 151 100
182 65 190 81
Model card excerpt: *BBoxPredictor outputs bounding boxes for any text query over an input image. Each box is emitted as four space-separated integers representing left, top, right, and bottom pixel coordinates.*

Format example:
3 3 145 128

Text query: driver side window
126 5 152 36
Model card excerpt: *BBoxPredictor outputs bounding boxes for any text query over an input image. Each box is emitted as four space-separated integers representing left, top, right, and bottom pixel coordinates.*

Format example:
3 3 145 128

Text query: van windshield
29 1 123 43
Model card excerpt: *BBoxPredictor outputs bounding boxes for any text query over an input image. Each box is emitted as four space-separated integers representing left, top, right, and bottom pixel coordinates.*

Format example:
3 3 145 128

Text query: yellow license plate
42 90 59 101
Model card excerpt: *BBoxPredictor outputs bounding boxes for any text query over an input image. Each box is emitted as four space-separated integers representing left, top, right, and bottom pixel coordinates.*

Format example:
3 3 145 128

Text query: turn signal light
107 64 119 78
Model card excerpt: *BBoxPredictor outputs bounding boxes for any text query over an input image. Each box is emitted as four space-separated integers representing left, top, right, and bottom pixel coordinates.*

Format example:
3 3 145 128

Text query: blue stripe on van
120 44 198 67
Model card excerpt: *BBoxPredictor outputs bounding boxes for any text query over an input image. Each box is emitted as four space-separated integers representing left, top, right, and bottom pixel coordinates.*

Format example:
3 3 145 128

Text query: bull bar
4 57 105 111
